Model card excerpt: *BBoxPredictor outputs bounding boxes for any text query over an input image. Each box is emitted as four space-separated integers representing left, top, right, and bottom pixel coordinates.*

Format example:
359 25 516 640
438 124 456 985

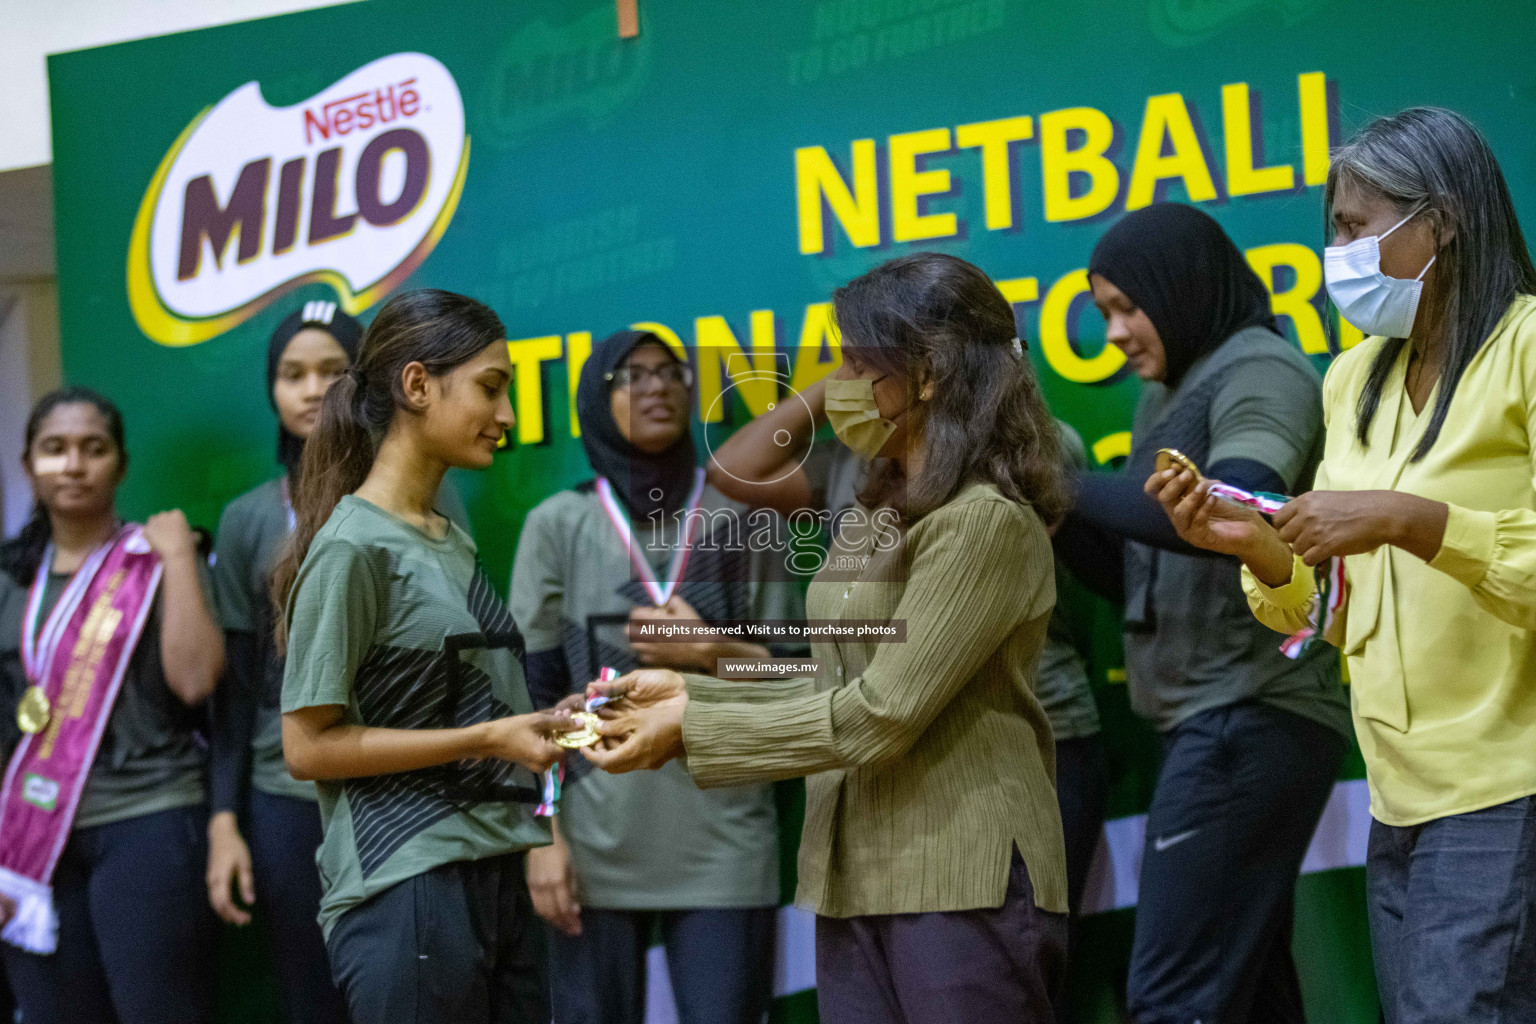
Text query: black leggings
1127 701 1346 1024
2 804 217 1024
1055 734 1110 915
249 789 346 1024
547 906 776 1024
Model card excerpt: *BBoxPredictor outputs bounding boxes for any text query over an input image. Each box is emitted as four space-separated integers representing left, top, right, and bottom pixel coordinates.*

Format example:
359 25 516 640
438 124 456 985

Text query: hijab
267 303 364 474
1088 203 1277 388
576 330 697 520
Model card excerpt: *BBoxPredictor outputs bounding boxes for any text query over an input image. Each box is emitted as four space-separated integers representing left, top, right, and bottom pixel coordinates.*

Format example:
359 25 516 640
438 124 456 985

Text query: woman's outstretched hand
584 667 687 709
580 669 689 774
483 710 573 773
1144 468 1295 587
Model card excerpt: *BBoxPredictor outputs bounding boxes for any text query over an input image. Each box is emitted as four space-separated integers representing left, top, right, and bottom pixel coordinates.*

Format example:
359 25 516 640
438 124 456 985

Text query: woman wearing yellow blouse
1150 107 1536 1024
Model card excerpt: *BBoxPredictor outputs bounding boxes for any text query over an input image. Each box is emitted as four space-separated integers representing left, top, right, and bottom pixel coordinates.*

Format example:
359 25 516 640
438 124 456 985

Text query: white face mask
1324 204 1436 339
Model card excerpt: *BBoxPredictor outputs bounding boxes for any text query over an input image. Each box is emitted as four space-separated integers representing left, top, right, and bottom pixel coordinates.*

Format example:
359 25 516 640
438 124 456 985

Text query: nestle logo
131 52 467 347
303 79 421 144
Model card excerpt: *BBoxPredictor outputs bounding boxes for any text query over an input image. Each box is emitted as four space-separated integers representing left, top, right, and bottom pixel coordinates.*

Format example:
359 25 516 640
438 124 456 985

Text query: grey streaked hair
1325 106 1536 459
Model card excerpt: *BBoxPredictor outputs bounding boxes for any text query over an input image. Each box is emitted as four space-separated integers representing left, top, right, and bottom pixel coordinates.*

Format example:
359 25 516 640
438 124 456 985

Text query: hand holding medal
1153 448 1204 482
1144 449 1344 657
553 668 619 750
1144 449 1278 560
552 714 604 750
584 667 687 712
575 668 689 774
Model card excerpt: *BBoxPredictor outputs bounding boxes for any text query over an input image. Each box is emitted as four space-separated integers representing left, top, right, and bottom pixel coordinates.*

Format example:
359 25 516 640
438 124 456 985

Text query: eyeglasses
605 363 694 390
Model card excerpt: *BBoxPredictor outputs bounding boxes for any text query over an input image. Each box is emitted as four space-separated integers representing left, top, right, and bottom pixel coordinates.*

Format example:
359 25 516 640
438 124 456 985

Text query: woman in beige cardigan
581 252 1072 1023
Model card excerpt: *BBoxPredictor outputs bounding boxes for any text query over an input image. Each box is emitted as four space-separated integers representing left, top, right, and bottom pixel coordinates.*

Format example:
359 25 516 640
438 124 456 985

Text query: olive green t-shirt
0 563 207 830
214 475 473 803
282 496 550 938
213 478 315 802
509 485 786 909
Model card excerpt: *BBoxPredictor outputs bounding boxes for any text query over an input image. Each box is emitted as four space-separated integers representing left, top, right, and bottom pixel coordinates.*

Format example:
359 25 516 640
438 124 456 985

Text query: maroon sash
0 526 161 953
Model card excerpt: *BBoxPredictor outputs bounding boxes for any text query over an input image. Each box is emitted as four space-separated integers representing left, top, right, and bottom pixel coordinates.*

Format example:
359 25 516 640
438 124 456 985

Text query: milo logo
22 774 59 812
127 52 469 347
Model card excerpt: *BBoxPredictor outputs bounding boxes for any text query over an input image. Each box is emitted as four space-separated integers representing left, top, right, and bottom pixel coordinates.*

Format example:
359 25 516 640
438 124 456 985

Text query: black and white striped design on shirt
468 563 525 661
345 627 521 877
346 644 458 876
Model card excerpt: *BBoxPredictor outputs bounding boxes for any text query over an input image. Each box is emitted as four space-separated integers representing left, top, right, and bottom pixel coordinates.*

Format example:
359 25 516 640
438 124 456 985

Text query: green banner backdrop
45 1 1536 1020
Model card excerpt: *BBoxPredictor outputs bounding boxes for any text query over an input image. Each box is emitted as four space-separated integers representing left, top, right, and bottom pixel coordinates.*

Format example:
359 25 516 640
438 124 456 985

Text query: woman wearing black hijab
510 330 799 1024
206 303 360 1024
1057 205 1349 1024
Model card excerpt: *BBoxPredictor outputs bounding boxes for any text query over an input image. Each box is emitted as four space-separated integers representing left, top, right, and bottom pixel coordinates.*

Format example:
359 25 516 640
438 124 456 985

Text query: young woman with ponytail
0 386 225 1024
205 304 363 1024
272 289 570 1024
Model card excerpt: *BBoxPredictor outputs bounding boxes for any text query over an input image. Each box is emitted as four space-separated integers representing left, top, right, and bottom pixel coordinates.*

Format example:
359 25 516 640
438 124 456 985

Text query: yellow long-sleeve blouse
1244 295 1536 826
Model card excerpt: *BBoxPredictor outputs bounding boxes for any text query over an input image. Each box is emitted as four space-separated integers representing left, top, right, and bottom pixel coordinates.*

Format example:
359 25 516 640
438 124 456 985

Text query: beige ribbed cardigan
680 482 1068 917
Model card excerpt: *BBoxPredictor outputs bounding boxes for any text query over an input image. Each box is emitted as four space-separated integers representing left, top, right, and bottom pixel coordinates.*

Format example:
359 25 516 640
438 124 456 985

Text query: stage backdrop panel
48 2 1536 1021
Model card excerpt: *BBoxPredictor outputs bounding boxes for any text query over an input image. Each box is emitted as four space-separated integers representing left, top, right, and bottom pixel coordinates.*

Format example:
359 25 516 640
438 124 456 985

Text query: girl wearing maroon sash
0 387 226 1024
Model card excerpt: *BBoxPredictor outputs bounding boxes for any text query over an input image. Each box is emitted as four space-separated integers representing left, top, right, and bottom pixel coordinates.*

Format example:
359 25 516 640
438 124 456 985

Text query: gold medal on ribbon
16 686 51 735
554 712 602 750
1154 448 1204 481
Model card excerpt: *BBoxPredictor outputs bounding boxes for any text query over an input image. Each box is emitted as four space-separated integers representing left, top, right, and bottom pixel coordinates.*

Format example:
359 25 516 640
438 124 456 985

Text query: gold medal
554 712 602 750
16 686 50 735
1154 448 1203 481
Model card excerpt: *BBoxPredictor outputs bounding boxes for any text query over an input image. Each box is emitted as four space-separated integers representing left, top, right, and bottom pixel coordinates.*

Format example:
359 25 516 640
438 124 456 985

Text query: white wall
2 1 367 530
0 282 62 535
1 0 365 172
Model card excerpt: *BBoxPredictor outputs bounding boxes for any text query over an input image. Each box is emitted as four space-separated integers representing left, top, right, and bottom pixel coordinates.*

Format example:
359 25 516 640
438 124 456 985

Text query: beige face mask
825 376 900 461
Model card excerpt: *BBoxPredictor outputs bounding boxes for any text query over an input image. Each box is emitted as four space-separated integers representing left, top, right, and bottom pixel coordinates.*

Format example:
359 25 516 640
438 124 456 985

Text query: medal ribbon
534 765 562 818
594 468 707 606
280 477 297 533
1203 482 1347 660
1 526 162 954
20 530 123 685
535 667 619 816
586 667 619 713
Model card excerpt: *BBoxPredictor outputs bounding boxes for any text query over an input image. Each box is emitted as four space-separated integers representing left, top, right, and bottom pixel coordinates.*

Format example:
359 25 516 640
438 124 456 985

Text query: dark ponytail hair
1 386 127 586
831 252 1068 524
270 289 506 646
